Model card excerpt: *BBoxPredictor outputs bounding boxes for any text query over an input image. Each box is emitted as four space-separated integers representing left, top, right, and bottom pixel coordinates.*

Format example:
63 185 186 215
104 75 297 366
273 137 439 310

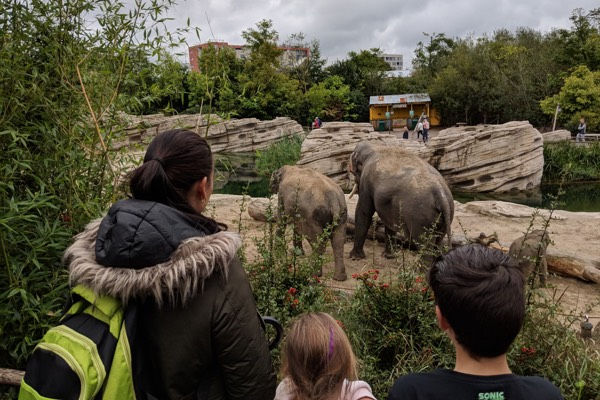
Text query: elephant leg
383 226 396 259
350 196 375 260
292 227 305 255
331 225 347 281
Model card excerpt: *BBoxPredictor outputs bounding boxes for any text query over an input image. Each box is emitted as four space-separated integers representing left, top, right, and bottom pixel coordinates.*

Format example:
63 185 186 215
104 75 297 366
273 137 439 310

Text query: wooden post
0 368 24 386
552 104 560 131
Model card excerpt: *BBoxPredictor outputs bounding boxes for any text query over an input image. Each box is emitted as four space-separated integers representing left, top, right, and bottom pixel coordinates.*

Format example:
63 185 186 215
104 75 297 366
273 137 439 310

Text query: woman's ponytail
128 129 224 233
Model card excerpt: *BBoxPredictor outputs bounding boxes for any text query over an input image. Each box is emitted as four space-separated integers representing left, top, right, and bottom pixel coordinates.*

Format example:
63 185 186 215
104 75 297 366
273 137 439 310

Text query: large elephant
348 142 454 259
270 165 348 281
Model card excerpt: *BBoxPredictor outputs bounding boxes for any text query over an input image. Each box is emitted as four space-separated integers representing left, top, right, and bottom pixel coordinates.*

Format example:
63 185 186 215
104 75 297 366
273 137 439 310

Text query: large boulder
297 121 544 192
111 113 304 154
297 122 427 190
427 121 544 191
542 129 571 143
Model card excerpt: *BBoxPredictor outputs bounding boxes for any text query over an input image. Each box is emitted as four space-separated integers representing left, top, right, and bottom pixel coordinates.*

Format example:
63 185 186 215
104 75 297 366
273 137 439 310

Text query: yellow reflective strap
36 343 85 400
51 325 106 396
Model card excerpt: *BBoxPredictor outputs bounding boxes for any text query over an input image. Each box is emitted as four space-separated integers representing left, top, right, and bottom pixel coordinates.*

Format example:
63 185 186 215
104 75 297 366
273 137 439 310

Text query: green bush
543 142 600 182
245 210 600 400
255 134 304 179
0 0 185 375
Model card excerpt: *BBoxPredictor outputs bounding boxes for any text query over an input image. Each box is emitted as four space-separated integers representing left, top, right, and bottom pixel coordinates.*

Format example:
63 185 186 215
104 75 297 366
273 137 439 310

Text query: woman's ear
435 305 451 331
188 177 210 213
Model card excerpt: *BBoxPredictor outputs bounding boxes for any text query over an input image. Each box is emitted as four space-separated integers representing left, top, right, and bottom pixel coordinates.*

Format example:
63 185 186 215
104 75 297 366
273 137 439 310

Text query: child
276 312 376 400
402 125 409 139
388 245 563 400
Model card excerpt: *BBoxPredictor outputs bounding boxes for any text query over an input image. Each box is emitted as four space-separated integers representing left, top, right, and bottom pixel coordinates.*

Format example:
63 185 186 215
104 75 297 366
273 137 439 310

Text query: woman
576 117 586 143
66 129 276 399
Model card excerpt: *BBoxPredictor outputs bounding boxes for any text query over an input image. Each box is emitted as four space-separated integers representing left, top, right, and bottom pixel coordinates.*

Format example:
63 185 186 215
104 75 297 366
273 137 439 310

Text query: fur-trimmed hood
65 200 241 307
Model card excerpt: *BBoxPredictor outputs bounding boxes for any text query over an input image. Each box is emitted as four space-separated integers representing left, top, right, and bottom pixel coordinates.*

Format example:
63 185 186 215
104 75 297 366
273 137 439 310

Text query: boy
388 244 563 400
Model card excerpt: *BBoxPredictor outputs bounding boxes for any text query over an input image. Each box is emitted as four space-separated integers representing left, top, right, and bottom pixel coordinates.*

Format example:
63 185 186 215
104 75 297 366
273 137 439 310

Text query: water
453 182 600 212
217 179 600 212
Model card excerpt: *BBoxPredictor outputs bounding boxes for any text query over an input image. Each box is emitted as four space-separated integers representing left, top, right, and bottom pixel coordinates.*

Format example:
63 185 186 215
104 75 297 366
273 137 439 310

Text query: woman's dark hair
129 129 223 233
428 244 525 359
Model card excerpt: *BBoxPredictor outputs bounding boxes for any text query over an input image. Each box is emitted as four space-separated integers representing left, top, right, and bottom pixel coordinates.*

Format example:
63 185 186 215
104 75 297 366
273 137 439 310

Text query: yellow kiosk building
369 93 440 131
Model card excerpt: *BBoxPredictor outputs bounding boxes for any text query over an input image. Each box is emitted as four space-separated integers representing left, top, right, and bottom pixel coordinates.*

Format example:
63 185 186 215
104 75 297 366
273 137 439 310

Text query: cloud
168 0 598 68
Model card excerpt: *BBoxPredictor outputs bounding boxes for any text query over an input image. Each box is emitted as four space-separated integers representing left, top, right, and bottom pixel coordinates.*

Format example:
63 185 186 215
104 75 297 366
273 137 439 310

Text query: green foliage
244 209 600 400
428 29 564 125
304 75 355 122
543 142 600 182
326 49 390 121
0 0 184 371
412 32 455 78
346 269 454 396
541 66 600 131
255 135 304 179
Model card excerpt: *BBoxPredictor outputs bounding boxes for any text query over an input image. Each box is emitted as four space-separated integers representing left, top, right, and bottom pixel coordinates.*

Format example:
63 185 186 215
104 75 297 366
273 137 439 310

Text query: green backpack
19 285 137 400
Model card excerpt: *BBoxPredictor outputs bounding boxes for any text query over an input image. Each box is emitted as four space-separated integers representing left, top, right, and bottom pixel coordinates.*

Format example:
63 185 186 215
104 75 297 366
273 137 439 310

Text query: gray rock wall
297 121 544 192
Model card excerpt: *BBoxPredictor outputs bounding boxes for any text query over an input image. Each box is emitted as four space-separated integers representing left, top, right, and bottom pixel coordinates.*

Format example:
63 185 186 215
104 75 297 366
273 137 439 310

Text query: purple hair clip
328 326 335 361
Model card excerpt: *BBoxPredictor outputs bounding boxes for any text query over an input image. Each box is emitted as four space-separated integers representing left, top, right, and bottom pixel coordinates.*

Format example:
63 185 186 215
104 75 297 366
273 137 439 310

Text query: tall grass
255 134 304 178
544 142 600 183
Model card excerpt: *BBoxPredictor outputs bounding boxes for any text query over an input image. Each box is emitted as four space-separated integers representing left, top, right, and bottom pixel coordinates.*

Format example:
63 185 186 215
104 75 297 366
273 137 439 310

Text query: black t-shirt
388 369 563 400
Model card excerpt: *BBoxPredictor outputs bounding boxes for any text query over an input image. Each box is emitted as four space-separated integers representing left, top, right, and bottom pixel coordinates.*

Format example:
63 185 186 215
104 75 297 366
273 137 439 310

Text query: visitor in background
61 130 276 399
422 117 430 143
276 312 377 400
415 120 423 140
402 125 409 139
388 245 563 400
576 117 586 142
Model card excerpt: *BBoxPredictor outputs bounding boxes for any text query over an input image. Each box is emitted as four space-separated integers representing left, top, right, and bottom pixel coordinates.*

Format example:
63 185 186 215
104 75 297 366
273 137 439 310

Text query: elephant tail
438 188 454 245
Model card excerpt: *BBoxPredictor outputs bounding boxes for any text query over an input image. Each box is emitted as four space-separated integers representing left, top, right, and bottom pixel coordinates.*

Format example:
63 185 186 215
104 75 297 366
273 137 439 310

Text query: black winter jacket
65 199 276 399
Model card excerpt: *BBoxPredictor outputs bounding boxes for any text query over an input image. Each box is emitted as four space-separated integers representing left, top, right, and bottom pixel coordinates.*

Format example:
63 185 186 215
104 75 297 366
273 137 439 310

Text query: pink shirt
275 377 377 400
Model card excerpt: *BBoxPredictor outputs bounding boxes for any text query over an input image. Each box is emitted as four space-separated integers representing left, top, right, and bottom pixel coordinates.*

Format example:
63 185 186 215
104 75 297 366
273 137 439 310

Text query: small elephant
270 165 348 281
348 142 454 259
508 229 551 286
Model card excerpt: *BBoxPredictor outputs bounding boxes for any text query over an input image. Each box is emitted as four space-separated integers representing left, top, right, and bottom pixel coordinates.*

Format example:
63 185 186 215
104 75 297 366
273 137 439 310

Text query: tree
284 33 326 92
412 33 455 78
326 49 390 121
540 65 600 131
235 20 302 120
304 75 354 122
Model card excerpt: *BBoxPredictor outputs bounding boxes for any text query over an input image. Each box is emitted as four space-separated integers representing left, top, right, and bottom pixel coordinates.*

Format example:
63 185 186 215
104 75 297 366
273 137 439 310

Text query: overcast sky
167 0 598 70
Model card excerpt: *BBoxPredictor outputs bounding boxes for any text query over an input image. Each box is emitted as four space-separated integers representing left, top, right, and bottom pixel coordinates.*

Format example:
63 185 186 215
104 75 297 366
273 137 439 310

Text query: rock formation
111 113 304 153
297 121 544 192
428 121 544 191
542 129 571 143
297 122 426 190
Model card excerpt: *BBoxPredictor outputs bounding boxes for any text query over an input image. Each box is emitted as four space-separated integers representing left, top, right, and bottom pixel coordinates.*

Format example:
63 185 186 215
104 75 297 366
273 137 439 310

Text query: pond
217 178 600 213
453 182 600 212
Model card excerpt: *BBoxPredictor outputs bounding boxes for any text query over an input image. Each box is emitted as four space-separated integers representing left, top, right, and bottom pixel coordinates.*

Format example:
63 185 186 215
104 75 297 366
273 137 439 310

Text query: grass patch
543 142 600 183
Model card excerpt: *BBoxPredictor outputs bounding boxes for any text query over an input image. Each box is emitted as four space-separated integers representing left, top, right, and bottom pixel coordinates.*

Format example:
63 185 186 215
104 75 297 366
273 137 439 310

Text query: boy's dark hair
428 244 525 358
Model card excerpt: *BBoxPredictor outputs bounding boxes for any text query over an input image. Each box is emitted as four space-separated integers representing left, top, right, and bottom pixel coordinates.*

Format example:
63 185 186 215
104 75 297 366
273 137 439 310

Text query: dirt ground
207 194 600 330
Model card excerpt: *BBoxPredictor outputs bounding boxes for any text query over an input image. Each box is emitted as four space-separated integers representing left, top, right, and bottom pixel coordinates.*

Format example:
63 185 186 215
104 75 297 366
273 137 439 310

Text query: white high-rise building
379 53 403 71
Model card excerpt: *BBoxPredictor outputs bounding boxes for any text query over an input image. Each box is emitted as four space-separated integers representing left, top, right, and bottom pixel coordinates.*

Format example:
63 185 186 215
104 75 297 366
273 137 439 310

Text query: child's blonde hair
282 312 357 400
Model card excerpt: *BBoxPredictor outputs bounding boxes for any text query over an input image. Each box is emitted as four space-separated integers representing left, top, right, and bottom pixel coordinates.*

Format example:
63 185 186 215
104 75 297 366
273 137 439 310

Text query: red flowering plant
246 200 330 326
347 265 453 395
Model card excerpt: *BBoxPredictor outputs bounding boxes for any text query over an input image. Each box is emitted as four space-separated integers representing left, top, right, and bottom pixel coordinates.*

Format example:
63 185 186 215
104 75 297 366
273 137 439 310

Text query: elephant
270 165 348 281
348 142 454 259
508 229 551 286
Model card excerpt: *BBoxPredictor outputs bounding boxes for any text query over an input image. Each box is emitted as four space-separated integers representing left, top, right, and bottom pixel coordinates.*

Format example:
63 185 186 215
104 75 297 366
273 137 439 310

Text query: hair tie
151 157 164 167
327 326 334 361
